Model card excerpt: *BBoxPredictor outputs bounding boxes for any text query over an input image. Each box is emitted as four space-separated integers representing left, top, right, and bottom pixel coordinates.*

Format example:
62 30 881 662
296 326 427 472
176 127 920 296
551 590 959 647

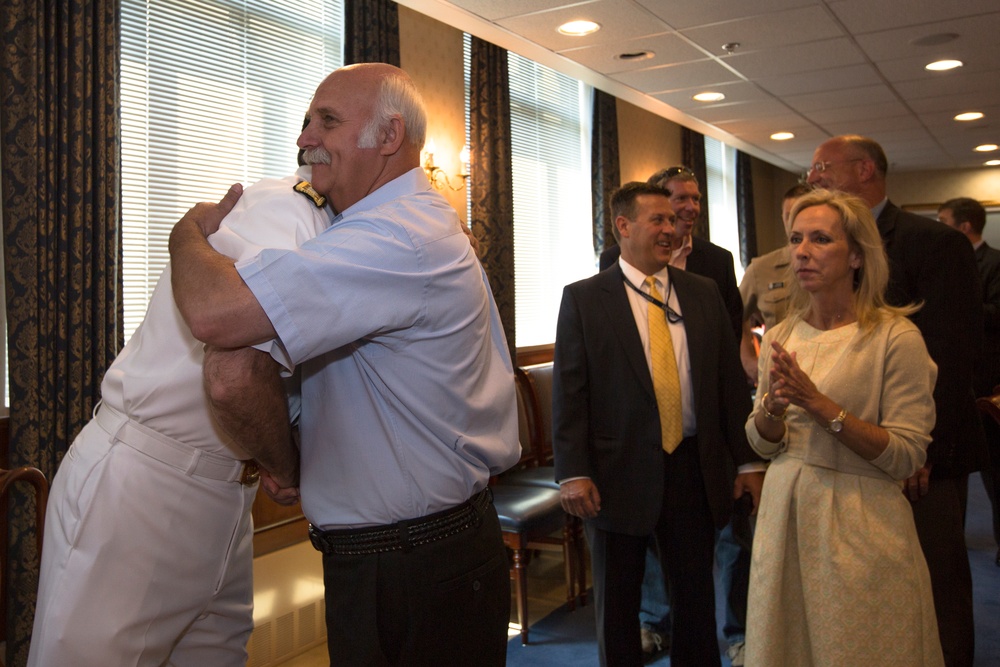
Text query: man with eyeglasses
554 182 763 667
807 135 984 667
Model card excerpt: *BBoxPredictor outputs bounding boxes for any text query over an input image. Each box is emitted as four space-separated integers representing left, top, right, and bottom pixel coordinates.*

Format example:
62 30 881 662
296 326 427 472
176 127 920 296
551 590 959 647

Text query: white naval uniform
27 168 332 667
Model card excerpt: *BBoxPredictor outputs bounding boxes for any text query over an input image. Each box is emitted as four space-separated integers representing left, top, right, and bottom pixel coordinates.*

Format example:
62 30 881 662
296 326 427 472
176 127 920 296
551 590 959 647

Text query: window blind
704 135 743 283
506 52 593 347
120 0 343 342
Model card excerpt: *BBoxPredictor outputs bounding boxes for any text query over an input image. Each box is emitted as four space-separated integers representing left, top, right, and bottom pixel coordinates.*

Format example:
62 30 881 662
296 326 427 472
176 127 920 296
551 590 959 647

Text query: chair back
521 362 555 465
512 367 544 469
0 464 48 665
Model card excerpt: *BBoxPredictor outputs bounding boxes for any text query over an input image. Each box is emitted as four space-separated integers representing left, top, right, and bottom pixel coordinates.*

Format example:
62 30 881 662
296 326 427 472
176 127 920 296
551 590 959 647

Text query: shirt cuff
558 476 589 485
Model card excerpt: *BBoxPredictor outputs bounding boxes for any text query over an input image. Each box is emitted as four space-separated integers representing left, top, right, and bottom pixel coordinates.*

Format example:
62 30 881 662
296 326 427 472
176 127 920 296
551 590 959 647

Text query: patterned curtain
591 89 620 255
468 37 516 363
344 0 400 66
681 127 710 241
0 2 121 664
736 150 757 268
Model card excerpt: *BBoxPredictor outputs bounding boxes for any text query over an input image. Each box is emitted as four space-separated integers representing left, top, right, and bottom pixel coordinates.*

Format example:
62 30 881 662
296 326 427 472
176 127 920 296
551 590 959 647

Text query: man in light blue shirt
169 63 519 666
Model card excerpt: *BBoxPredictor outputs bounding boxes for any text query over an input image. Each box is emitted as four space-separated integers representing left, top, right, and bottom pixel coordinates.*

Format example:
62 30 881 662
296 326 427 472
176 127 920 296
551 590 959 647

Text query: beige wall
615 98 801 261
399 7 468 220
750 159 800 256
889 167 1000 209
615 98 682 184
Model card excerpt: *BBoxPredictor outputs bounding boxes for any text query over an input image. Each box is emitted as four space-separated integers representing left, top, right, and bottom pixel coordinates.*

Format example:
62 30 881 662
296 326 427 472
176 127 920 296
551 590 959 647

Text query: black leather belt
308 488 492 556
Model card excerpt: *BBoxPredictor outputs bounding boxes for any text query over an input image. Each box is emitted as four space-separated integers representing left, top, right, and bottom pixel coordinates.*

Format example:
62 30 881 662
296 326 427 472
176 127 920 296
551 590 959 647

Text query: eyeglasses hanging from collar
622 276 684 324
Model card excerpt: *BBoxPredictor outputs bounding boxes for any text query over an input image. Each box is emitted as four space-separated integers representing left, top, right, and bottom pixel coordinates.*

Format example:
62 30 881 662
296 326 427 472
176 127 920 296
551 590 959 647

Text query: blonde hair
784 189 919 331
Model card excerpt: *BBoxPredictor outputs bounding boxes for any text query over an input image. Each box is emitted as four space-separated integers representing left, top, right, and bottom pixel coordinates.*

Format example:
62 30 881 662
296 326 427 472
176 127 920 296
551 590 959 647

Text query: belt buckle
240 460 260 486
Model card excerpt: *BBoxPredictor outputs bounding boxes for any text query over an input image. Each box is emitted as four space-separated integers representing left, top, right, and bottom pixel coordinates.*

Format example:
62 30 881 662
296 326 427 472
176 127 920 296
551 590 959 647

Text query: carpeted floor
508 472 1000 666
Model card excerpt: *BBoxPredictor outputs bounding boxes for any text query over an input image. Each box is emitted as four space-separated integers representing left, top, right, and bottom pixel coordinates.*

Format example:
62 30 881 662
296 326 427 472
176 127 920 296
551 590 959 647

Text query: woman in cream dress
744 189 944 666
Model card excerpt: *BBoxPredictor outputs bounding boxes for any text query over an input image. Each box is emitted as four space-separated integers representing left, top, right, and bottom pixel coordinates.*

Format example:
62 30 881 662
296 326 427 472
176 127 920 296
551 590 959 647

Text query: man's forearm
203 346 299 487
169 188 277 347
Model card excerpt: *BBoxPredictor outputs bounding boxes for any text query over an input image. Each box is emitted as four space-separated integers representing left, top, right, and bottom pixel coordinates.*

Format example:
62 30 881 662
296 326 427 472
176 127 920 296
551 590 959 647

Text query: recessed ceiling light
985 160 1000 166
693 92 725 102
770 132 795 141
925 59 963 71
975 144 999 152
954 112 984 121
558 20 600 36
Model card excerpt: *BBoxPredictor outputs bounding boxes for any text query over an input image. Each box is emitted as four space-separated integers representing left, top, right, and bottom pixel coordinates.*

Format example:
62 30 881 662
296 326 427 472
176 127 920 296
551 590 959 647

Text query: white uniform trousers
27 416 257 667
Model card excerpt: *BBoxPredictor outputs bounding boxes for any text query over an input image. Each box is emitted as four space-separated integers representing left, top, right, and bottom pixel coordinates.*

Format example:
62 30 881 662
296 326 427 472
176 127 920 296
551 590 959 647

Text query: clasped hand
766 341 821 414
260 468 300 506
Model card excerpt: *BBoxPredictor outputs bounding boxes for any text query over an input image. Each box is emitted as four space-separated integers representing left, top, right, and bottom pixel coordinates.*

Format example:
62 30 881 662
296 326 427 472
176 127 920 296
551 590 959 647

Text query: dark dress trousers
877 201 984 667
552 264 758 666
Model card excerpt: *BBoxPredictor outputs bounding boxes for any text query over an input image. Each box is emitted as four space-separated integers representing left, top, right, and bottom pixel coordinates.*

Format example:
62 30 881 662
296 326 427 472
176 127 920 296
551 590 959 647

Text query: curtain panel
0 1 121 664
468 38 516 363
736 150 757 268
344 0 401 66
681 127 710 241
591 89 620 256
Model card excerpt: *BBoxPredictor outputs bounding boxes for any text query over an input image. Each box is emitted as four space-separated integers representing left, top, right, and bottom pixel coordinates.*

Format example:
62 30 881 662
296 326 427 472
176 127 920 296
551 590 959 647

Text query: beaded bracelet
761 392 787 422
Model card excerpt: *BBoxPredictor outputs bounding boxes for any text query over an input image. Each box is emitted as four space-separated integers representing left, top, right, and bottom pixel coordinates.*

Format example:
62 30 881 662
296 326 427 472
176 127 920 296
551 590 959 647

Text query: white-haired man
169 63 520 666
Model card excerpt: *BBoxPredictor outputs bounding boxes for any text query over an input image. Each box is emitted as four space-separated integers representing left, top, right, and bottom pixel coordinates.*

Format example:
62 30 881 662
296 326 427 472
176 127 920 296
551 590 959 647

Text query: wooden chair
0 464 49 667
503 363 587 607
491 369 583 644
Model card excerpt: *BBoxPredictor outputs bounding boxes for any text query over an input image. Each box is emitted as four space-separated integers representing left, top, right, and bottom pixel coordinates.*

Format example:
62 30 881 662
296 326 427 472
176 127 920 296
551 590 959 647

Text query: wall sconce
423 139 470 191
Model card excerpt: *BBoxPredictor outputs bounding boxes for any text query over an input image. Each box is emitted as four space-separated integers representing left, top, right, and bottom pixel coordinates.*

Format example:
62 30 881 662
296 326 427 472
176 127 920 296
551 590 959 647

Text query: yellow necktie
645 276 683 454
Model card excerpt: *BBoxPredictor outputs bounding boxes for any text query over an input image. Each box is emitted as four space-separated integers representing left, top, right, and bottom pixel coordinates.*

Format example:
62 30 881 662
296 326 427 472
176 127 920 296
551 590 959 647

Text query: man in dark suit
599 167 750 664
808 135 985 667
938 197 1000 566
554 182 764 667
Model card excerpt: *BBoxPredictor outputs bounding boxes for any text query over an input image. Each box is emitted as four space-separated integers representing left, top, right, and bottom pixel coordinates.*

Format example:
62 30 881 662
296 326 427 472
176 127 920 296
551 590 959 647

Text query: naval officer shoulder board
293 179 327 208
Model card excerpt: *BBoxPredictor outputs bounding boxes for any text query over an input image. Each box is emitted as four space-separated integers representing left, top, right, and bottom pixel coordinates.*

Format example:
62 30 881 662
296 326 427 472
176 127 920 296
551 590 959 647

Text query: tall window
507 54 593 347
462 41 594 348
704 136 743 283
120 0 343 343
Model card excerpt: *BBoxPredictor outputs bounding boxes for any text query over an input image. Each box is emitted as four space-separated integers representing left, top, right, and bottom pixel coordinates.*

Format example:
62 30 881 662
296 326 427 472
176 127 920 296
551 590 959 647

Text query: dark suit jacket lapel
685 237 706 274
599 265 655 401
876 200 898 246
670 266 704 411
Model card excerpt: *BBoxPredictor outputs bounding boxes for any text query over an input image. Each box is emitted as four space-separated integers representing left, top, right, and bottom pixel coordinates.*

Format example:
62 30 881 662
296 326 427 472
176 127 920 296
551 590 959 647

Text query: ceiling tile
755 64 883 98
806 100 912 124
852 12 1000 62
823 115 923 137
721 38 866 79
615 60 743 94
827 0 1000 35
634 0 816 31
651 81 773 110
782 85 899 113
558 32 707 74
495 0 671 52
679 6 845 54
677 99 793 123
447 0 593 21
